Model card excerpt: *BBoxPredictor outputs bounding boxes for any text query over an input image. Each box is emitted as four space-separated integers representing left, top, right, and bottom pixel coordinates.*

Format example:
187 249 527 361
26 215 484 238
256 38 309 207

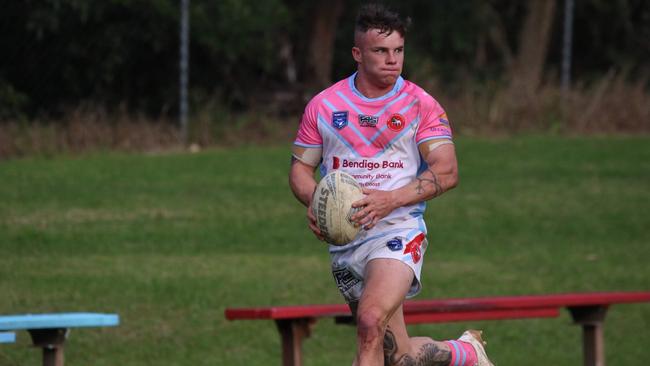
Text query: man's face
353 29 405 88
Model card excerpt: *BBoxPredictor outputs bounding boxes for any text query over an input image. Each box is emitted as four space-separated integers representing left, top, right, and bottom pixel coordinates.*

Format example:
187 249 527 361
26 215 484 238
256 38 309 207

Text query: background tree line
0 0 648 152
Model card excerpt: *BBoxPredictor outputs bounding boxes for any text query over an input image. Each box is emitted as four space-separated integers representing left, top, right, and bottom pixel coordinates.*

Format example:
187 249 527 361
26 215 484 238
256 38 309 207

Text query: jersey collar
348 72 404 102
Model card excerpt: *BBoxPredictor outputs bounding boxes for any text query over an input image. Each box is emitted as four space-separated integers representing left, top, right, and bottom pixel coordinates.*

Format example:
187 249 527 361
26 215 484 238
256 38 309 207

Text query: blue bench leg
28 328 68 366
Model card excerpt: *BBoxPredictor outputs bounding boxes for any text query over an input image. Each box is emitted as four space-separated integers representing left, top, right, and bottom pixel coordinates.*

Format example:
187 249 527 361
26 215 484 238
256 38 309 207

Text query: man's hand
306 202 325 241
350 188 399 230
289 157 324 240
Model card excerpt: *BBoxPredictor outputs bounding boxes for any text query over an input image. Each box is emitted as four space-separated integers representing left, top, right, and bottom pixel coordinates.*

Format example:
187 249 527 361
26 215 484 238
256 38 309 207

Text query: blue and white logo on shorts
386 237 403 251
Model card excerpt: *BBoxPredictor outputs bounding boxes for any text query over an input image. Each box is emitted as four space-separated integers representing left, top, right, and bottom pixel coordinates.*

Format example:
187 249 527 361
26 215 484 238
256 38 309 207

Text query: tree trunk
509 0 557 98
306 0 344 90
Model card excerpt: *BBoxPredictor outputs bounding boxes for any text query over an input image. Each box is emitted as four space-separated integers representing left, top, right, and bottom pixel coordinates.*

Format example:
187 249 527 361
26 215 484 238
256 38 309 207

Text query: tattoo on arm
415 168 443 197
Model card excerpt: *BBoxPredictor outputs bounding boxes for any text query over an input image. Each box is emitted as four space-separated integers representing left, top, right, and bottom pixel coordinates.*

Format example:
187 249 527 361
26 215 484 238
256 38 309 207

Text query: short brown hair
355 3 411 37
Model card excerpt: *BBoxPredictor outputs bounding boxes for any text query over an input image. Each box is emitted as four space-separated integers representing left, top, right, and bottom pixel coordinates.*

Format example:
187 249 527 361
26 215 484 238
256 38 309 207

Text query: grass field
1 136 649 365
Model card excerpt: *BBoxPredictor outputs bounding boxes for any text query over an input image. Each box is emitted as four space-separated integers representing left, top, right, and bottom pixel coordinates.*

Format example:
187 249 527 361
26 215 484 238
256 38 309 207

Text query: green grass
1 136 649 365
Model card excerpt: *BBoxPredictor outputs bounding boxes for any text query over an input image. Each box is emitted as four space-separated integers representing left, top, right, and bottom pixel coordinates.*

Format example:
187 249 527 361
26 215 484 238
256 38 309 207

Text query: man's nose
386 51 397 64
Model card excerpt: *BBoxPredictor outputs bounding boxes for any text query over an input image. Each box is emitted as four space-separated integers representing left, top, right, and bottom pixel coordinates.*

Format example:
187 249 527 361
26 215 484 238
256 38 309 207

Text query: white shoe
458 330 495 366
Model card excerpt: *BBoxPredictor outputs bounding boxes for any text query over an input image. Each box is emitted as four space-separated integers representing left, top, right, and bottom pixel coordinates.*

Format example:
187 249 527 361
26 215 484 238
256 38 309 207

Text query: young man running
289 4 494 366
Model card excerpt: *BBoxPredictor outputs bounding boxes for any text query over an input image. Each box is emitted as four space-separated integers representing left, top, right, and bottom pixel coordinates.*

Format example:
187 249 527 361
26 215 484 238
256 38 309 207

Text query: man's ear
352 46 362 63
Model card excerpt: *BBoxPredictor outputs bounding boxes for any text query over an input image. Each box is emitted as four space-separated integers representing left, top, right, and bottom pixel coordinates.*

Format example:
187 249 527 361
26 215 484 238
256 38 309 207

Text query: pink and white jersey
294 73 453 250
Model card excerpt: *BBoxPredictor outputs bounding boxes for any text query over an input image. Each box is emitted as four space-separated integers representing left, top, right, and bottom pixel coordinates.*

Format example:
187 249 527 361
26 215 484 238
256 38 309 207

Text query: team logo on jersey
387 113 406 131
359 114 379 127
332 111 348 129
332 156 340 169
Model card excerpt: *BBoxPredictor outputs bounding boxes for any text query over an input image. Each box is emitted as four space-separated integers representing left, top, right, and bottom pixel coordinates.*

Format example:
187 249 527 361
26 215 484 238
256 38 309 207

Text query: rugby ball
311 171 364 246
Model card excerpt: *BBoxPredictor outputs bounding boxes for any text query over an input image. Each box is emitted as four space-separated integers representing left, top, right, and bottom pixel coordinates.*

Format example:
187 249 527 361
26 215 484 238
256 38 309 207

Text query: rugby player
289 4 494 366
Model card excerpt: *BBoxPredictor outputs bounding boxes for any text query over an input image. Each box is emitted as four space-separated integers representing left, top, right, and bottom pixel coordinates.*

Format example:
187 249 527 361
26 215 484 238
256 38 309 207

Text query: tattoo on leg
412 343 452 366
384 328 399 365
383 328 452 366
415 168 443 197
384 329 415 366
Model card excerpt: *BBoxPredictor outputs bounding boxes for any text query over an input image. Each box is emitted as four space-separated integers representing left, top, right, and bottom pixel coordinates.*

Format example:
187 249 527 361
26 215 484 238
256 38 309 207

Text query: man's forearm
289 158 318 207
392 161 458 208
413 167 456 199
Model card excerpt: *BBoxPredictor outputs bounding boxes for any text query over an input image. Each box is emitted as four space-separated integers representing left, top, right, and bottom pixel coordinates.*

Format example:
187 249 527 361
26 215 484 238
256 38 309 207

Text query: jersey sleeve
294 98 322 147
415 94 453 145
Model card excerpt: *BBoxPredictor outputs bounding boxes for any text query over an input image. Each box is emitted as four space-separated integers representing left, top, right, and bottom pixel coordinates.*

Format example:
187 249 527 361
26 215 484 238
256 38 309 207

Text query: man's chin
380 75 399 86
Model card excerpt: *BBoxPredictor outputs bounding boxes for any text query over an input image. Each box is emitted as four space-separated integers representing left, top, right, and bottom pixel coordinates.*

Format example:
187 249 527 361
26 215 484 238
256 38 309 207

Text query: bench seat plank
0 313 119 331
403 292 650 314
0 332 16 343
404 307 560 324
225 304 349 320
224 291 650 321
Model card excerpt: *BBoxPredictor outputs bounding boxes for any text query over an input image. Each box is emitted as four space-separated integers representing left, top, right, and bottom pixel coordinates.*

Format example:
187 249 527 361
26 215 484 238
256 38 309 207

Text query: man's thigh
359 258 414 313
331 232 428 304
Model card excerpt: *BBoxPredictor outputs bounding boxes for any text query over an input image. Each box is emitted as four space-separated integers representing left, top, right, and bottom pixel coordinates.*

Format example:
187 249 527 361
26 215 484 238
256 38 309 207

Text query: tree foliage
0 0 647 120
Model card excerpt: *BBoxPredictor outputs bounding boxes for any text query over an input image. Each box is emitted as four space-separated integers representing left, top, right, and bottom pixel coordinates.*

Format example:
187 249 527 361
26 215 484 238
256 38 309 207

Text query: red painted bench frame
225 291 650 366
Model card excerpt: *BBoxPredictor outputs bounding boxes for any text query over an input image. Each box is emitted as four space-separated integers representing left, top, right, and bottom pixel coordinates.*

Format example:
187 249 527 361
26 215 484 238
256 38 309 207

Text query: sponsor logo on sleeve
332 111 348 129
438 113 450 126
429 126 452 136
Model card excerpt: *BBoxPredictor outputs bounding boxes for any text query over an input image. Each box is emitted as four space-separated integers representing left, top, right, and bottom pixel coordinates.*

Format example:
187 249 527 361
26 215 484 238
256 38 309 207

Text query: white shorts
330 229 428 303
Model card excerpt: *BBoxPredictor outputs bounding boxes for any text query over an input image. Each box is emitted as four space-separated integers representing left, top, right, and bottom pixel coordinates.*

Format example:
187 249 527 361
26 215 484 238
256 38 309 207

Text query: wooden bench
0 313 119 366
0 331 16 343
225 291 650 366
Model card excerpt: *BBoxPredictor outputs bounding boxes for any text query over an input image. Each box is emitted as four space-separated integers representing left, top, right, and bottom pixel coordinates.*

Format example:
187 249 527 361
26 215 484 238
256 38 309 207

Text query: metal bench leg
28 328 68 366
275 318 314 366
568 305 608 366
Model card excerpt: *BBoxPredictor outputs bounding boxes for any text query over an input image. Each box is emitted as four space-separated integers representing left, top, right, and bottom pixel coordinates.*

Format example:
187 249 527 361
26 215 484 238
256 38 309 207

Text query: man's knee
356 306 388 342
